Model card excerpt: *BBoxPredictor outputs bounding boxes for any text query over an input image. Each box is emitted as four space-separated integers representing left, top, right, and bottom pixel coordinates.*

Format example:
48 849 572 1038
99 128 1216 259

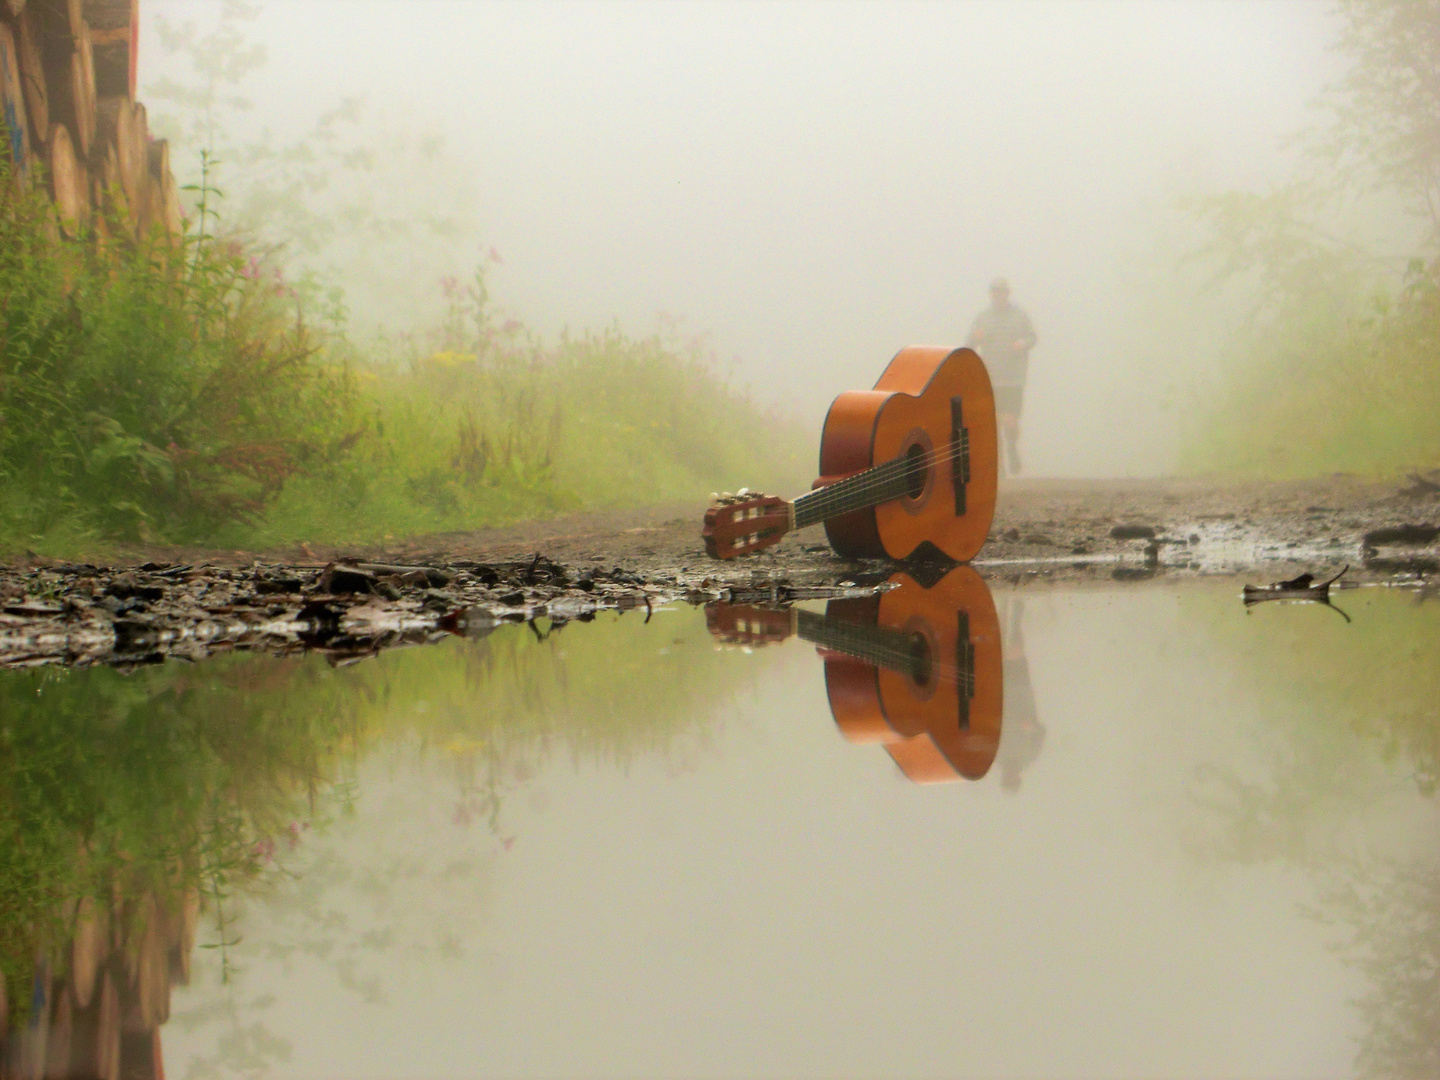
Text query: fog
142 0 1340 477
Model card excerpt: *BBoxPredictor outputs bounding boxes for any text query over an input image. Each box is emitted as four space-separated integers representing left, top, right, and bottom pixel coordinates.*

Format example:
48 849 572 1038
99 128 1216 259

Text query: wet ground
0 478 1437 1079
2 478 1437 671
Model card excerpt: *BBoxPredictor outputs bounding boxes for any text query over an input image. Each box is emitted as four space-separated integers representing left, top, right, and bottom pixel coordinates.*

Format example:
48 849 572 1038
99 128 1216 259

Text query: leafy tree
1321 0 1440 245
1181 0 1440 476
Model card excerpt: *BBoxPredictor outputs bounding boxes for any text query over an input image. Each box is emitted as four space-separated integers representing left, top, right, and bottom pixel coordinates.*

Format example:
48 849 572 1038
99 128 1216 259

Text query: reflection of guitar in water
708 565 1005 783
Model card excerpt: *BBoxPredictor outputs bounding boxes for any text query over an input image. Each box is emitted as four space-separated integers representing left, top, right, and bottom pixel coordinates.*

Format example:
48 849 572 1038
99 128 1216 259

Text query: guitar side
818 347 998 562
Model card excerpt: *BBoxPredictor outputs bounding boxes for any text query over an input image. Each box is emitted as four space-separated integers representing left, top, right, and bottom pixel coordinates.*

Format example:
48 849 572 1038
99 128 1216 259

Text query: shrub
0 150 352 545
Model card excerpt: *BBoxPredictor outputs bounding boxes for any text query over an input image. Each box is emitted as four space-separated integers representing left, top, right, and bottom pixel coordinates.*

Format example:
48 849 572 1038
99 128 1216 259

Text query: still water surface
2 575 1436 1079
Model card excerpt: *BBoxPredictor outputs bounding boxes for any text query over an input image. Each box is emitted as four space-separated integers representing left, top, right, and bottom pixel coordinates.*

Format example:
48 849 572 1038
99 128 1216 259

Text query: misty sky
143 1 1340 477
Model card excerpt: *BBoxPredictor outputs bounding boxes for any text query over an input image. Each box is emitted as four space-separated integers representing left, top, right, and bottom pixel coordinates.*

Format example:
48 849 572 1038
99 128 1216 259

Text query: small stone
320 564 377 594
1109 524 1157 541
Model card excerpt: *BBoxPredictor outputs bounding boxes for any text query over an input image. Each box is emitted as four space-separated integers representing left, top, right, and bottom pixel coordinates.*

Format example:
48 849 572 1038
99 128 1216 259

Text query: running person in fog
965 278 1035 476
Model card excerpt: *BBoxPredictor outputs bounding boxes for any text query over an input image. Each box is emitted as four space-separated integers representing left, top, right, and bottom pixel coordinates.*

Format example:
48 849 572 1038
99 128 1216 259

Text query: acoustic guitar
703 346 997 561
706 565 1003 784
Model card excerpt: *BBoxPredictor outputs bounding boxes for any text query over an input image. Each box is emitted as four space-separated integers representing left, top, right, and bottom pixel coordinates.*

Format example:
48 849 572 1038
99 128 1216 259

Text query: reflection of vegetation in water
1310 854 1440 1080
0 652 358 1026
1184 587 1438 1078
0 607 756 1051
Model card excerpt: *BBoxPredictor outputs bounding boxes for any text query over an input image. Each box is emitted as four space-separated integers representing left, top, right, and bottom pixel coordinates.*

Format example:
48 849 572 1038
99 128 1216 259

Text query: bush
0 151 352 546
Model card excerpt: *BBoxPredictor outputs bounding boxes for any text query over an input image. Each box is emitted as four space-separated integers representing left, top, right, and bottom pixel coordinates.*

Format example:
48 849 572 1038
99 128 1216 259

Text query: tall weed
0 150 352 545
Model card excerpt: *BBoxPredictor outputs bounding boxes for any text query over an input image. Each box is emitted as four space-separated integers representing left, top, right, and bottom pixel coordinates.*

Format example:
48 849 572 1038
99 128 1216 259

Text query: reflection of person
995 596 1045 792
965 278 1036 477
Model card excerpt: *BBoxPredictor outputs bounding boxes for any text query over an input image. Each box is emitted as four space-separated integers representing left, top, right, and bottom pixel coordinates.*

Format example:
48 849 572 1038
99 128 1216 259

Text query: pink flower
502 319 522 334
241 257 260 280
440 275 459 297
487 247 504 265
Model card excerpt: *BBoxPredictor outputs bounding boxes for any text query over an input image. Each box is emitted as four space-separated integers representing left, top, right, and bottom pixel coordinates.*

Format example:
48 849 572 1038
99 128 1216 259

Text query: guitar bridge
950 397 971 516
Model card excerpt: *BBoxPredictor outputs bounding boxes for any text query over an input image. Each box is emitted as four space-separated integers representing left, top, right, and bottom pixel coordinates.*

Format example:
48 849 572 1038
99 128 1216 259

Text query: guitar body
818 346 997 562
823 565 1003 783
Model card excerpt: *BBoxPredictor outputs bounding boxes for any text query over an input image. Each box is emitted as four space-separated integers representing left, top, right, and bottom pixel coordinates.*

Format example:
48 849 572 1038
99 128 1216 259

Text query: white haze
142 0 1340 477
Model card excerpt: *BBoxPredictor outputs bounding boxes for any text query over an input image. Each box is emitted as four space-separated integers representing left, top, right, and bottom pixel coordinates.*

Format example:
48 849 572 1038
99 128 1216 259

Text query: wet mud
2 477 1436 670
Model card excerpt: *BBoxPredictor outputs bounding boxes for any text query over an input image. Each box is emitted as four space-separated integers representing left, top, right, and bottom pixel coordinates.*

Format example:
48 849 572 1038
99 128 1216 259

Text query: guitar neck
793 608 976 718
791 417 970 531
794 609 929 679
791 461 916 530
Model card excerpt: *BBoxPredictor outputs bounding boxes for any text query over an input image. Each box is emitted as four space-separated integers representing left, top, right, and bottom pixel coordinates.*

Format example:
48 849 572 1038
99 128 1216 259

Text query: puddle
0 573 1435 1079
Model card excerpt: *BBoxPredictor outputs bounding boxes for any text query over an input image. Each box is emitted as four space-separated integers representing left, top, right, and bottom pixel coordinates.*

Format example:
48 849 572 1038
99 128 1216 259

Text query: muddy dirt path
3 478 1436 670
353 476 1440 584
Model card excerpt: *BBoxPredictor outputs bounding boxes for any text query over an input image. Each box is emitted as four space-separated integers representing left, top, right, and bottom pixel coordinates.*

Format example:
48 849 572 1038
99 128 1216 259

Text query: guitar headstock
702 489 793 559
705 603 796 646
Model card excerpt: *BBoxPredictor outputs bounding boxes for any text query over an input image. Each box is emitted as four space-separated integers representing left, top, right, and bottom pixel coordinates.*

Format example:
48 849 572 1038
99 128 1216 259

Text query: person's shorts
994 385 1025 416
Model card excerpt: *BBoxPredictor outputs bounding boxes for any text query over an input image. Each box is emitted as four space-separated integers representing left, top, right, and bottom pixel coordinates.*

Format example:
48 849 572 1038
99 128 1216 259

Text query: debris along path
2 476 1436 670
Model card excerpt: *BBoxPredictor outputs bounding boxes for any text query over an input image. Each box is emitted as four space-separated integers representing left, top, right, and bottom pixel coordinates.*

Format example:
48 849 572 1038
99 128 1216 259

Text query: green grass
230 327 813 550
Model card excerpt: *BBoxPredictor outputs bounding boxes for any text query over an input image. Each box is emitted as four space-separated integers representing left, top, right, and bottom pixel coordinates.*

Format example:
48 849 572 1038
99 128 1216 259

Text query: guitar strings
800 438 970 516
793 436 975 526
727 611 984 691
803 638 981 691
779 611 984 691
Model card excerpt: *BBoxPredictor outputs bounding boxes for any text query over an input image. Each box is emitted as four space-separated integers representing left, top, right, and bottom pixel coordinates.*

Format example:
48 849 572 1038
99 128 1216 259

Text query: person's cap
990 277 1010 292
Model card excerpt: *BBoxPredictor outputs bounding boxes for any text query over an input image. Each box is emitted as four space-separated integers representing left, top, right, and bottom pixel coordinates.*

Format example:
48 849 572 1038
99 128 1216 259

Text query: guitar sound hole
906 633 932 687
904 443 927 500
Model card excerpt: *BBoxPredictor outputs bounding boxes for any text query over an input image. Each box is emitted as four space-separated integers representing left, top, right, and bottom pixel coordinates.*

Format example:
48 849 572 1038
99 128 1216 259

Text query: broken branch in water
1243 566 1351 622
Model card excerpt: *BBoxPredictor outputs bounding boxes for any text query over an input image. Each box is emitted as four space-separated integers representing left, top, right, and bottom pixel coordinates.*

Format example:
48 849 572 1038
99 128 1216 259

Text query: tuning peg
708 492 720 506
737 487 750 497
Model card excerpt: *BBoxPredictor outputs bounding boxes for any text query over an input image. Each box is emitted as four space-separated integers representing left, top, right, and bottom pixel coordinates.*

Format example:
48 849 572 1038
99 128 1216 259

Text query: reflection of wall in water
1 886 196 1080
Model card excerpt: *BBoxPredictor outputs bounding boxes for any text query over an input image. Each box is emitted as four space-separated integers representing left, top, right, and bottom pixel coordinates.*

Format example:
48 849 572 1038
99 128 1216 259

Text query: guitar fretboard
793 608 976 724
790 397 971 530
792 464 916 530
795 609 929 679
